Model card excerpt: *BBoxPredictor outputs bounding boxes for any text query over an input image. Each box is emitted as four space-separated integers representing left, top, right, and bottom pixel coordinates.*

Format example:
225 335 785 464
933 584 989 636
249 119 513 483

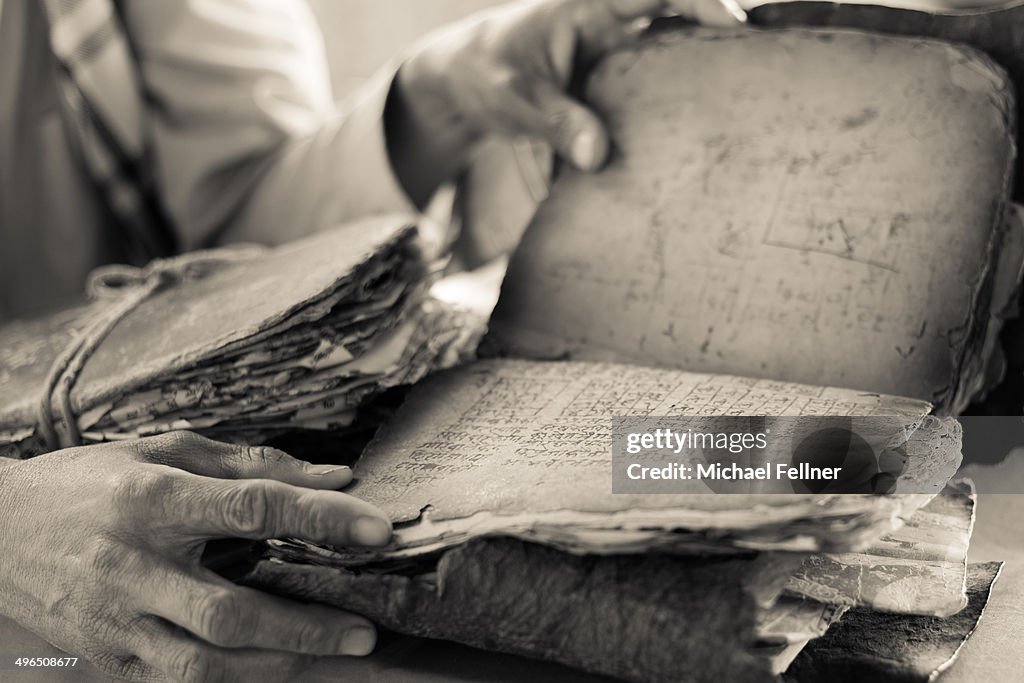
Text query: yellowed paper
316 359 961 565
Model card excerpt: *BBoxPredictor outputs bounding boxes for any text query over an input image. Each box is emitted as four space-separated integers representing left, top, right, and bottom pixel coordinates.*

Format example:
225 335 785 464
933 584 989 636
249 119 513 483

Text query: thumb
532 81 609 172
131 431 353 489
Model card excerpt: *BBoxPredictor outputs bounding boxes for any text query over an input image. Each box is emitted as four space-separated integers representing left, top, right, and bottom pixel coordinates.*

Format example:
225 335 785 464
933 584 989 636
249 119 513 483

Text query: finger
572 0 661 64
88 653 160 683
155 471 393 547
460 74 603 170
132 617 319 683
76 613 163 681
530 80 609 172
145 566 377 656
131 431 353 490
666 0 746 26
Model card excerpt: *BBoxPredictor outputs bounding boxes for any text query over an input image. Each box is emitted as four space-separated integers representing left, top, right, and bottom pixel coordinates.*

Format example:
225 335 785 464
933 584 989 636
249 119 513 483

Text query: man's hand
0 432 392 682
386 0 742 206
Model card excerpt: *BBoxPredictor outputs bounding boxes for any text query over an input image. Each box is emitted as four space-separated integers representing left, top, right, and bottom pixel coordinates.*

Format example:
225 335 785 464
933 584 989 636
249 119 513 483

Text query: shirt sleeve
121 0 418 250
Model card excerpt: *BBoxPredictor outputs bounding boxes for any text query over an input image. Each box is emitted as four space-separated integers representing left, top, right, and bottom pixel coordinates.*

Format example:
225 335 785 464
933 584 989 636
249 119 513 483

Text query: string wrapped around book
35 247 264 451
0 217 484 460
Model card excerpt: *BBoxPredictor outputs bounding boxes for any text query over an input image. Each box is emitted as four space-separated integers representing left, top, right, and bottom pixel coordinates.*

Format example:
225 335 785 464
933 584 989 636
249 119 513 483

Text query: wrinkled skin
0 432 392 681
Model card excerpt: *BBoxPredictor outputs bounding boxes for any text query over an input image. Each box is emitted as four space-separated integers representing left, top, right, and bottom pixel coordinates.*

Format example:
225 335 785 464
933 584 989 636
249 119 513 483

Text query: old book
243 359 973 681
484 28 1019 415
259 360 967 583
249 537 809 683
246 515 992 683
316 360 957 563
0 216 483 458
245 25 1017 682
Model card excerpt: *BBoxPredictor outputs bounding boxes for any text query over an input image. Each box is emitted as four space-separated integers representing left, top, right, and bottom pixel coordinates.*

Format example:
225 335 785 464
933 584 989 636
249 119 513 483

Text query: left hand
386 0 743 206
0 432 393 681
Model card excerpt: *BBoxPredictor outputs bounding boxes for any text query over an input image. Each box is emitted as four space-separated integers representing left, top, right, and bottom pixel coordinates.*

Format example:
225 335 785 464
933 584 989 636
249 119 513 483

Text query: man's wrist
396 51 479 149
386 51 479 207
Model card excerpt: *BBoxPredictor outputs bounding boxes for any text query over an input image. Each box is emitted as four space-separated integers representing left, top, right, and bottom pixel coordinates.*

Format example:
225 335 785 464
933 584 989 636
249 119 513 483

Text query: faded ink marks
763 201 908 272
841 107 879 130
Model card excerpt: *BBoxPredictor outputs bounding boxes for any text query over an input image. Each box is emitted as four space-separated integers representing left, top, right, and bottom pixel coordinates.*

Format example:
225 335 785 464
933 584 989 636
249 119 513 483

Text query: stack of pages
247 24 1018 683
0 216 483 458
248 359 987 682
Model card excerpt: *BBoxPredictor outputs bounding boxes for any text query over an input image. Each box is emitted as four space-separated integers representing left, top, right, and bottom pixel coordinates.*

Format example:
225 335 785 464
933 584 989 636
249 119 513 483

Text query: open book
314 359 958 562
485 27 1022 415
246 25 1018 683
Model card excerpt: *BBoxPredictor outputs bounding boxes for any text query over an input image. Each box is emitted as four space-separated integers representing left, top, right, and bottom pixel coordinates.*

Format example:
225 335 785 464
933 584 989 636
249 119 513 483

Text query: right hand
0 431 393 681
387 0 743 205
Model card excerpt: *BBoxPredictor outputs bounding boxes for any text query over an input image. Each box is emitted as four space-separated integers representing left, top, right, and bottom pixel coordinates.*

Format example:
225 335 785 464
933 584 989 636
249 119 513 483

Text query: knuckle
72 596 124 646
244 445 289 470
484 66 522 100
163 430 204 449
93 654 148 681
544 105 578 140
136 430 201 461
279 654 317 680
169 644 218 683
111 467 174 518
85 537 129 581
300 494 330 543
220 481 273 536
498 69 526 93
290 620 330 653
192 589 246 646
109 468 149 509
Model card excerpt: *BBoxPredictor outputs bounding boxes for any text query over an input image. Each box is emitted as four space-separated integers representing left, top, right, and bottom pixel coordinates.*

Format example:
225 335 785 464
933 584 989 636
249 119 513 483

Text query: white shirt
0 0 415 320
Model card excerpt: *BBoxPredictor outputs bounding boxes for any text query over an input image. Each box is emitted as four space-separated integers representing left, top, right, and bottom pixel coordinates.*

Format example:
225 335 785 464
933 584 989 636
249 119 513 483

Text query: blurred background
308 1 504 99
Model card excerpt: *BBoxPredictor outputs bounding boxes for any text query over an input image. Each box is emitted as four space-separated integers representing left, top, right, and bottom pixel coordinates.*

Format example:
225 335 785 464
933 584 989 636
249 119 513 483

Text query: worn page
319 359 961 564
787 480 975 617
784 562 1004 683
0 217 487 458
486 29 1015 413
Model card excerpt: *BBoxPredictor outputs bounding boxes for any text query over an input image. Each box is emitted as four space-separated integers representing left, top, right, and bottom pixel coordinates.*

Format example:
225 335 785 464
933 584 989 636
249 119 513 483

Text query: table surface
3 454 1022 683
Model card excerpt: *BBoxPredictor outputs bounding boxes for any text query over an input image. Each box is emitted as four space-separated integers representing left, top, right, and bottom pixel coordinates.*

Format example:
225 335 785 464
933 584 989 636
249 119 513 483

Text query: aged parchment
285 359 964 565
488 29 1016 414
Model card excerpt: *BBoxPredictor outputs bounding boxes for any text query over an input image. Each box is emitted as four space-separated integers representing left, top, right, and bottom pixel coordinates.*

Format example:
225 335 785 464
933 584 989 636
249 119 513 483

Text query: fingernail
306 464 350 476
352 516 392 546
571 130 599 171
341 625 377 656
